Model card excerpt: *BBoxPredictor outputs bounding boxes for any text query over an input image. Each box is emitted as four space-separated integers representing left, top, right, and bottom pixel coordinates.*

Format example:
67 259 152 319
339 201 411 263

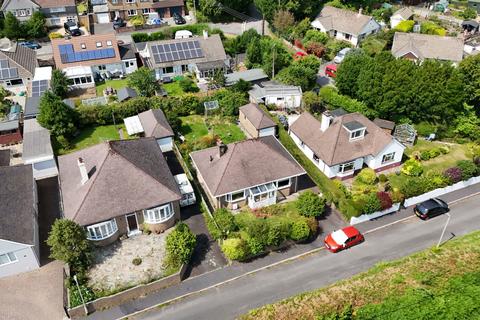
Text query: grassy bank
243 230 480 320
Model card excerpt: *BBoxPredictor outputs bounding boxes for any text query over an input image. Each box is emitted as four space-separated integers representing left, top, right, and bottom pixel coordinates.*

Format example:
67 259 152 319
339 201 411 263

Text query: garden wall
404 176 480 207
350 203 401 225
67 264 188 319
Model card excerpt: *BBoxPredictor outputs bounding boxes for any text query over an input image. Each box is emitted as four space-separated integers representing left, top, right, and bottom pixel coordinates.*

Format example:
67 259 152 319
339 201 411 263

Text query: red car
324 226 364 253
325 64 337 77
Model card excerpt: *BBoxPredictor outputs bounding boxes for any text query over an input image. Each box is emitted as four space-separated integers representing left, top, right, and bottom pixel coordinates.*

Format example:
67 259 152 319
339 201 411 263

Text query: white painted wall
390 15 405 28
264 94 302 109
311 18 380 46
91 62 125 76
290 131 335 178
365 139 405 169
30 159 59 180
259 127 275 137
0 240 40 278
123 59 138 74
157 137 173 152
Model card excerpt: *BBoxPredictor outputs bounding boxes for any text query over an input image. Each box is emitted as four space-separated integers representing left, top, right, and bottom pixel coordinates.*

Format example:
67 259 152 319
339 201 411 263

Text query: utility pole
437 213 451 248
193 0 197 23
272 44 276 78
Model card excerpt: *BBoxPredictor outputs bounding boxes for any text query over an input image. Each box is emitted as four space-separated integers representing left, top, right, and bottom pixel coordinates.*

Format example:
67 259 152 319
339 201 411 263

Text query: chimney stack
203 30 208 39
218 143 228 157
77 157 89 185
320 111 332 132
358 7 363 16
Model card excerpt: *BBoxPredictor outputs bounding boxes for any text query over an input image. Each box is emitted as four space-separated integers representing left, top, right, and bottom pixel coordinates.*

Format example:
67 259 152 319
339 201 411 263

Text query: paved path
132 192 480 320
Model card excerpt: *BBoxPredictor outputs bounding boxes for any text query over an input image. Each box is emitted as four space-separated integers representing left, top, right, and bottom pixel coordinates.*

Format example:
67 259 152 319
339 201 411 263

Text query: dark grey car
414 198 449 220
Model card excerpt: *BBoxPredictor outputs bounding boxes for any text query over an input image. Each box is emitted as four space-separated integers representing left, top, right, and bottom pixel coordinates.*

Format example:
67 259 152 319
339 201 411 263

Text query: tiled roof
312 6 377 36
239 103 276 130
35 0 75 7
138 109 174 139
2 44 38 76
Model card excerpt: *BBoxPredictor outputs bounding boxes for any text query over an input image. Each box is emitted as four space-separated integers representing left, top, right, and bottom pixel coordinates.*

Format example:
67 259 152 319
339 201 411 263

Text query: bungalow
248 81 302 110
0 164 40 278
58 138 181 246
390 7 414 29
239 103 276 138
190 136 306 210
52 33 138 89
106 0 185 21
311 6 381 46
1 0 78 27
391 32 464 64
22 119 59 180
225 68 269 87
0 43 38 90
137 33 229 81
289 110 405 179
123 109 174 152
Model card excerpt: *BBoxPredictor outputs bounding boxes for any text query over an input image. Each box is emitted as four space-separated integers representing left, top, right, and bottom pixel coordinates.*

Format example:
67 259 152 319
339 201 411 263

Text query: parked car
147 17 164 25
173 12 186 25
324 226 364 253
414 198 449 220
64 21 81 36
333 48 352 64
325 64 337 77
278 115 289 129
113 17 126 29
18 41 41 50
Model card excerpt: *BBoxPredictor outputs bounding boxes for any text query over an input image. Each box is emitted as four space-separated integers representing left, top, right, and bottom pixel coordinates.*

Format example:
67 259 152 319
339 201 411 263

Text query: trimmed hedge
319 87 378 119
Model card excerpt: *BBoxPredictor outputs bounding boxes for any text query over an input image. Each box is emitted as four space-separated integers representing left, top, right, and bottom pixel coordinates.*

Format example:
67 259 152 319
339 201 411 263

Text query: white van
175 30 193 39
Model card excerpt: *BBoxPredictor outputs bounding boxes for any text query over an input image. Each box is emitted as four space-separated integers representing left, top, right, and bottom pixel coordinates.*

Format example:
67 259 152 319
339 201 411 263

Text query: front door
126 213 139 235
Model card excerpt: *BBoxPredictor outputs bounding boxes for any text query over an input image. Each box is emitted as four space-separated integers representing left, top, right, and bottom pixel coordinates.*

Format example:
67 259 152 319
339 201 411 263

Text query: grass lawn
179 115 245 144
57 124 127 155
95 79 129 96
243 230 480 320
163 82 184 96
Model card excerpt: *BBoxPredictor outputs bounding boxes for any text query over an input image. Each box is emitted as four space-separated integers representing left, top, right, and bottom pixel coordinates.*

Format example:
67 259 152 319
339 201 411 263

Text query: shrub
211 208 237 239
425 171 450 189
456 160 478 180
400 177 430 198
401 159 423 176
165 223 196 269
395 20 415 32
296 191 326 218
132 257 142 266
289 220 310 241
443 167 463 184
377 192 393 210
266 221 289 246
69 283 95 308
221 238 250 261
390 189 405 203
178 77 199 93
429 148 441 158
378 174 388 183
439 146 450 154
356 168 377 185
415 122 437 136
362 193 383 214
305 217 319 236
246 237 265 255
245 219 269 247
420 150 431 161
49 32 63 39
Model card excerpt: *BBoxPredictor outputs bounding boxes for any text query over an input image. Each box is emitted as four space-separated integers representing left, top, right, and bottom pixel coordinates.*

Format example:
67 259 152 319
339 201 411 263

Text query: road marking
364 215 416 235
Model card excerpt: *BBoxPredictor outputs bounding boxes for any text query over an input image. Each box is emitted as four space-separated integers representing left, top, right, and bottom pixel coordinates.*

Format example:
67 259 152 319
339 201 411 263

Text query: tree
459 7 477 20
165 223 197 268
305 42 325 57
3 12 22 39
302 91 322 113
0 87 12 118
291 18 311 40
459 54 480 109
273 9 295 38
303 29 329 46
296 190 326 218
230 79 252 93
208 69 226 89
246 37 262 67
50 69 69 98
276 64 315 90
211 88 248 116
127 67 159 97
336 50 371 98
37 91 77 139
47 219 92 272
25 11 47 39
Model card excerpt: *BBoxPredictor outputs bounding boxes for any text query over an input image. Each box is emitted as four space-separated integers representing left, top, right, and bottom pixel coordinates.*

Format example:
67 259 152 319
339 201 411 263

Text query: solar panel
151 40 204 64
0 60 8 68
31 79 49 97
59 47 116 63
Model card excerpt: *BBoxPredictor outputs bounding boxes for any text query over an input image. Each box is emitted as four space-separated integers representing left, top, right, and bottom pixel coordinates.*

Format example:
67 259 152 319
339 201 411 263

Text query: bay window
339 161 355 173
144 203 174 224
225 190 245 202
87 219 118 240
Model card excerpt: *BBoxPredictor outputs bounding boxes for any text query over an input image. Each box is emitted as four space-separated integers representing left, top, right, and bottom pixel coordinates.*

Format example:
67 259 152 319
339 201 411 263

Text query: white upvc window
142 8 150 14
86 219 118 241
382 152 396 164
127 9 137 16
126 0 136 3
350 129 365 140
339 161 355 173
0 252 18 266
277 178 291 189
250 182 276 202
143 203 174 224
50 7 66 13
225 190 245 202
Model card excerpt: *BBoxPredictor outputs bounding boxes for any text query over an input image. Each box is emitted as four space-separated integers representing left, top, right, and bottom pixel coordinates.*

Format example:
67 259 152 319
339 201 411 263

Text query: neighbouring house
0 43 38 90
373 118 396 135
190 136 306 210
58 138 181 245
0 120 22 146
239 103 276 138
137 33 229 81
248 81 302 110
91 0 110 23
468 0 480 13
22 119 58 180
51 33 138 89
106 0 185 21
1 0 77 26
117 87 138 102
289 110 405 179
311 6 381 46
123 109 174 152
390 7 414 29
174 173 196 207
225 68 269 87
391 32 464 64
0 164 40 278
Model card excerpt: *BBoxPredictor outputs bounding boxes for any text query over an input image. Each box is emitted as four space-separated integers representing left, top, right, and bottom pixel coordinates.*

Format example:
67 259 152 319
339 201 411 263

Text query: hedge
319 87 378 119
132 24 224 43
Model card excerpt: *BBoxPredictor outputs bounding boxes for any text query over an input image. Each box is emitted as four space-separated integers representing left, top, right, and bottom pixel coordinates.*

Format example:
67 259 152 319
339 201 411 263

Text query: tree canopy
37 91 77 140
127 67 160 97
50 69 69 99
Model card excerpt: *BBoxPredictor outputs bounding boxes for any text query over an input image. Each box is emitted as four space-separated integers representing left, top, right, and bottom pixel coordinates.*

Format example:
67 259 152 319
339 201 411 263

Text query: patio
88 231 171 294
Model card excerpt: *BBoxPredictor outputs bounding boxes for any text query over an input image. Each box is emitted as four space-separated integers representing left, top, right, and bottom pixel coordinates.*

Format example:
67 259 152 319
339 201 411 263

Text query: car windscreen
416 204 428 213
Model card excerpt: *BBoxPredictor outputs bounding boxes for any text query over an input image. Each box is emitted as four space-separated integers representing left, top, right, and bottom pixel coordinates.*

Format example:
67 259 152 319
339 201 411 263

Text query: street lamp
437 212 451 248
73 275 89 316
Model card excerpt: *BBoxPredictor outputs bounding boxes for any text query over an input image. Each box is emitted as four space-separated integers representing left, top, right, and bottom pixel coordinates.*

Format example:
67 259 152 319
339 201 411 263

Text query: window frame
350 129 365 140
86 219 118 241
0 252 18 266
143 203 174 224
339 161 355 173
381 152 396 164
225 190 246 203
277 178 291 189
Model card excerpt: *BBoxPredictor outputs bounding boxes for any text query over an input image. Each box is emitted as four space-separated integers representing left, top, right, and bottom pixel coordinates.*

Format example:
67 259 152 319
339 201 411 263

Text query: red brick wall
0 130 22 145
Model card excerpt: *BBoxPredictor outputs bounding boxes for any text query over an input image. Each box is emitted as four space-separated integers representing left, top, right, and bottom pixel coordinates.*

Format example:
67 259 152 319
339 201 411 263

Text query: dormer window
350 129 365 140
343 121 366 141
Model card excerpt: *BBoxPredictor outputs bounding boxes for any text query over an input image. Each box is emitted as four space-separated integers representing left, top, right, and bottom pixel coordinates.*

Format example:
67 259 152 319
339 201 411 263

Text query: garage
97 12 110 24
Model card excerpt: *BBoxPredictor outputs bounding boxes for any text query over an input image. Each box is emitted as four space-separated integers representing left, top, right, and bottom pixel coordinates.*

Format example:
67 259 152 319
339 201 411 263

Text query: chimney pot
77 157 89 185
358 7 363 15
218 143 228 157
203 30 208 39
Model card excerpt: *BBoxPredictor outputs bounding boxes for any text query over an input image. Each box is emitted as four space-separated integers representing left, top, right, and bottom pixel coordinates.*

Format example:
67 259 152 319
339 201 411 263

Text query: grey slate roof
117 87 138 102
138 109 174 139
225 68 269 86
0 149 9 166
58 138 181 226
391 32 464 62
0 119 18 131
343 120 365 131
196 60 227 71
3 44 38 76
190 136 305 197
249 81 302 100
313 6 378 36
373 118 396 130
119 44 136 60
239 103 276 130
392 7 414 20
0 164 36 245
22 119 54 162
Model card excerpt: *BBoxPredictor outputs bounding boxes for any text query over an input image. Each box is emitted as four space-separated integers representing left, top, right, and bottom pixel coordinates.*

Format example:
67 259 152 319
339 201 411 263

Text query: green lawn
58 124 127 155
179 115 245 145
163 82 184 96
95 79 129 96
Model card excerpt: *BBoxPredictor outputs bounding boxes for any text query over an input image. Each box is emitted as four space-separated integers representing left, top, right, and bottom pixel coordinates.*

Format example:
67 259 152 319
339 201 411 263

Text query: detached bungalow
0 164 40 278
289 110 405 179
390 7 414 29
311 6 381 46
58 138 181 246
190 136 306 210
239 103 276 138
248 81 302 110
